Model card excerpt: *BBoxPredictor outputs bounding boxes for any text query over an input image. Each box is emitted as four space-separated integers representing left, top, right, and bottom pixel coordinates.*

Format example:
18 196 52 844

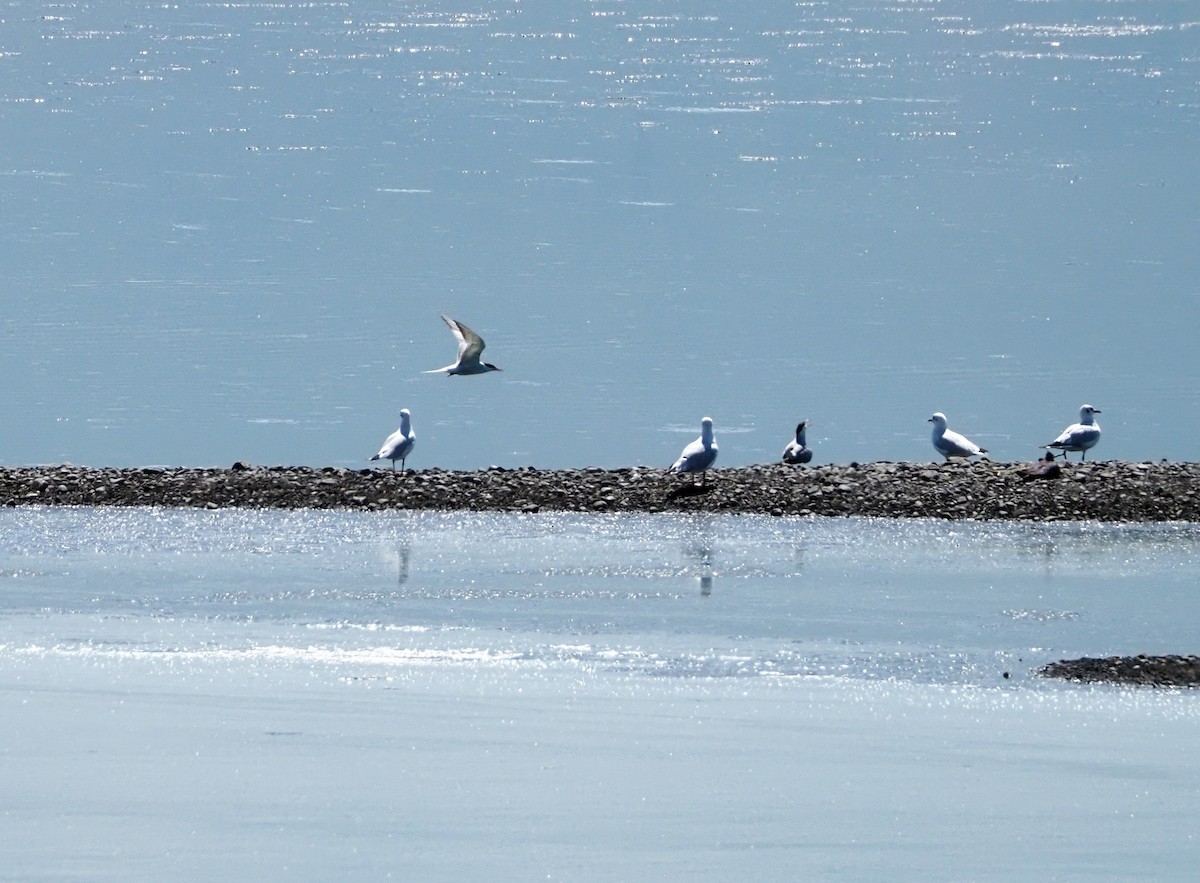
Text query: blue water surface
1 0 1197 469
3 507 1200 881
4 507 1198 682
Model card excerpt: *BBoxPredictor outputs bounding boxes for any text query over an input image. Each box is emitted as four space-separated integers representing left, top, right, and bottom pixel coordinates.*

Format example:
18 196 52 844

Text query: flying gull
424 315 503 376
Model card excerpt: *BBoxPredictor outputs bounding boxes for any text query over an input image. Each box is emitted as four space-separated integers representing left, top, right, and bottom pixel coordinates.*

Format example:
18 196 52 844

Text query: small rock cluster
1040 655 1200 687
1 459 1198 520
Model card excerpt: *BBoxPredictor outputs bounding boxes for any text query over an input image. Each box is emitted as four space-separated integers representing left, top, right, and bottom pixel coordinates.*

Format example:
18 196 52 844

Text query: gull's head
484 363 502 372
400 408 411 418
1080 404 1100 422
928 412 948 428
700 417 714 438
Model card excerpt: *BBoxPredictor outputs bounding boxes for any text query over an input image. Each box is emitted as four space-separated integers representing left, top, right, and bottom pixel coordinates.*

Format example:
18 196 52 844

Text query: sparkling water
3 508 1199 879
2 0 1198 469
3 0 1199 876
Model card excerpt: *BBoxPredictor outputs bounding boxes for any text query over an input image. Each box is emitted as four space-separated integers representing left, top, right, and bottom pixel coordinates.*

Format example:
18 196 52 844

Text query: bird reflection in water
683 517 717 596
397 544 410 587
381 542 411 587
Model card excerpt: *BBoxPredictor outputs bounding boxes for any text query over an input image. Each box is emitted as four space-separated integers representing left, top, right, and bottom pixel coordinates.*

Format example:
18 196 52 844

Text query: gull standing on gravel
424 314 503 376
671 417 718 485
1043 404 1101 461
371 408 416 471
782 420 814 465
928 412 989 461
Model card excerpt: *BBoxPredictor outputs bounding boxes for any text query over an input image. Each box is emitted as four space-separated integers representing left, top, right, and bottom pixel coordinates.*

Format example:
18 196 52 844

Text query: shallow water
2 509 1198 879
6 507 1199 680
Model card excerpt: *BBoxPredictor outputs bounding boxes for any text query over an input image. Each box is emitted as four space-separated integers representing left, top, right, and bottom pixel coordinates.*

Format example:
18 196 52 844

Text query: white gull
671 417 718 484
928 412 988 461
424 315 503 376
371 408 416 471
1043 404 1101 461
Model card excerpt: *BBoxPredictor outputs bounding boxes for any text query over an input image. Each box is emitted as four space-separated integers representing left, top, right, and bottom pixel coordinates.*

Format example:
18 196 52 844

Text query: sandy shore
3 459 1200 521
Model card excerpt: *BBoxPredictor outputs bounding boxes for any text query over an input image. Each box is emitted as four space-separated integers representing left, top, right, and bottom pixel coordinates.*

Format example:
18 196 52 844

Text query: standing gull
424 315 503 376
671 417 718 485
782 420 813 465
370 408 416 471
1043 404 1101 461
928 412 988 461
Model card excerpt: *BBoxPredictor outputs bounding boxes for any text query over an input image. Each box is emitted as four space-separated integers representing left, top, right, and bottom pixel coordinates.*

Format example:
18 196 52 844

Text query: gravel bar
1040 656 1200 688
3 459 1200 520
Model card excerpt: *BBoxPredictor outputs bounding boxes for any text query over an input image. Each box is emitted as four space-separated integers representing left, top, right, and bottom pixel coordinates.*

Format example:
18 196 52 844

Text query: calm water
3 4 1199 873
4 507 1200 679
2 0 1198 469
7 1 1200 868
2 509 1200 879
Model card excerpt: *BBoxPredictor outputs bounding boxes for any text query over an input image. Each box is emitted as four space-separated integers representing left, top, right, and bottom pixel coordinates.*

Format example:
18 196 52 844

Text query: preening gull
424 315 503 376
782 420 813 465
928 412 988 461
671 417 718 484
1043 404 1101 460
371 408 416 471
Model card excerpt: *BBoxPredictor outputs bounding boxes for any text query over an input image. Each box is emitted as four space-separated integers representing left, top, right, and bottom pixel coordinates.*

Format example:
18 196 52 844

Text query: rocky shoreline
1040 655 1200 688
2 459 1199 520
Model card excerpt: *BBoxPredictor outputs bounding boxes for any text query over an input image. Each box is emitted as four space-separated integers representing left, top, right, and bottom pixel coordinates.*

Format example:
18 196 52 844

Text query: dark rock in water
1 460 1199 521
1040 655 1200 687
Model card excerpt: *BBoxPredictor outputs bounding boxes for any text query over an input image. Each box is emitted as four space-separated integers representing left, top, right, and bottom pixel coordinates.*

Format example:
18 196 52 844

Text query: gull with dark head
370 408 415 471
928 412 988 461
671 417 718 485
1043 404 1101 460
782 420 813 465
424 315 502 376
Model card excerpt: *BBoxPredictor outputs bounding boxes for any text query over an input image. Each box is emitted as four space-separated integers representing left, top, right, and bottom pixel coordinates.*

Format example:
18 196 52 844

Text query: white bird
1043 404 1101 461
424 315 502 376
928 412 988 460
782 420 813 465
671 417 718 484
371 408 416 471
